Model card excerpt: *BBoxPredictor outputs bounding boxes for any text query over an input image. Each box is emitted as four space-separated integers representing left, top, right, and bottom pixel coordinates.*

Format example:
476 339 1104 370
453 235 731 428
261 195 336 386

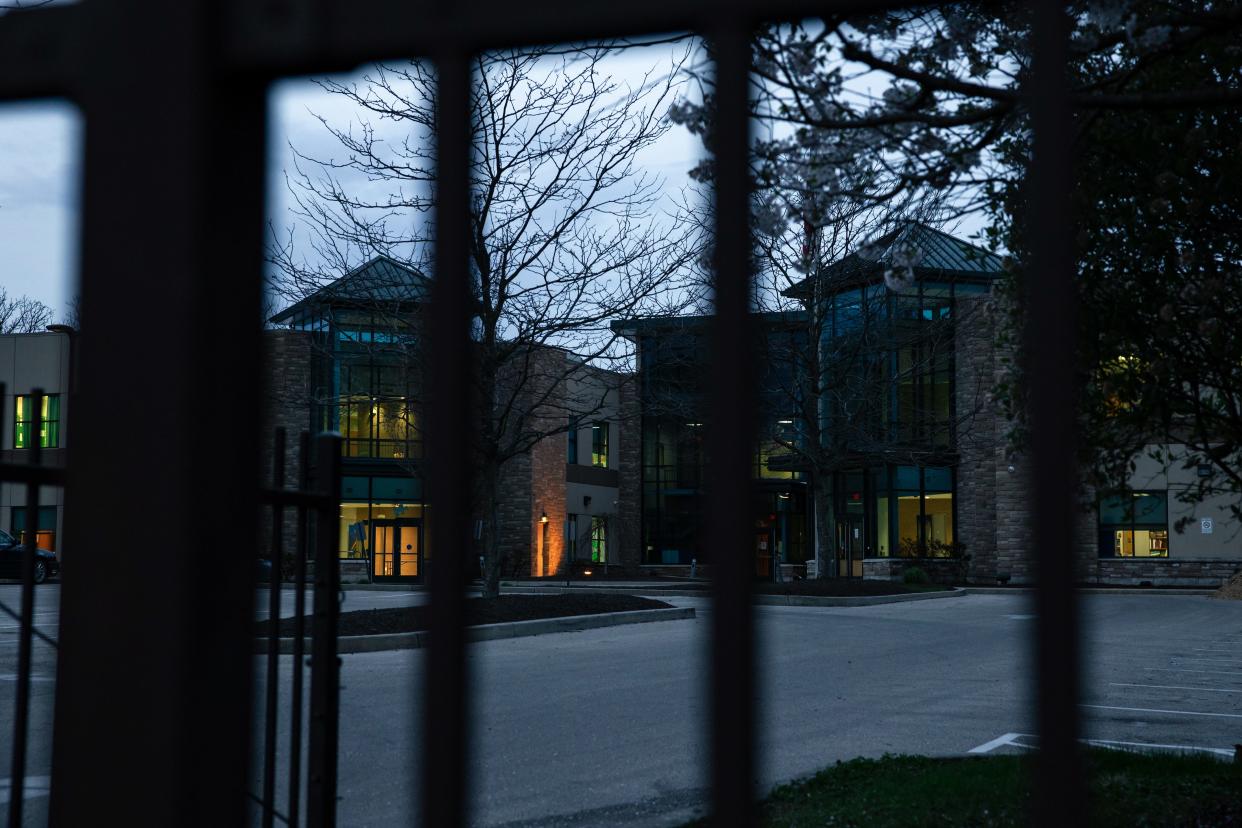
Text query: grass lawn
706 751 1240 826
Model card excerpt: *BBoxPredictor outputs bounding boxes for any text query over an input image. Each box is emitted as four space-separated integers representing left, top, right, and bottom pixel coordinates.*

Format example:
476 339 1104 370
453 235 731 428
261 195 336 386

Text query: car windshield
0 529 13 544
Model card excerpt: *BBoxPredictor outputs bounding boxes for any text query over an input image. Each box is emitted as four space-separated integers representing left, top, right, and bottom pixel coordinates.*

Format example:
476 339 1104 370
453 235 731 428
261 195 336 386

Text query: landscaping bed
259 593 674 637
694 750 1240 827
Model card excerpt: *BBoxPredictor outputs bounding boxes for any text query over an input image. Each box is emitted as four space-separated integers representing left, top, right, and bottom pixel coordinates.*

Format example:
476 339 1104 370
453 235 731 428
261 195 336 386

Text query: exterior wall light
539 511 548 523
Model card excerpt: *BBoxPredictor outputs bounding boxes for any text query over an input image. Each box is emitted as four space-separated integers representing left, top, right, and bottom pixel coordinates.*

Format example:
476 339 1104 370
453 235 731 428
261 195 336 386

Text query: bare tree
0 288 54 334
268 45 698 597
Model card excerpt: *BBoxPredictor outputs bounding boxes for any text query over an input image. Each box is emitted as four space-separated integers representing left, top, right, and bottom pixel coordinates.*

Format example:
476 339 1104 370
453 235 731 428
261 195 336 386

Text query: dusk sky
0 45 706 322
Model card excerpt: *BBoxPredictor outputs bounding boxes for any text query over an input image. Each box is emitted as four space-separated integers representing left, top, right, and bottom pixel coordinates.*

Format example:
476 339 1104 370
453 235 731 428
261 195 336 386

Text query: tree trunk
812 471 836 579
480 461 504 599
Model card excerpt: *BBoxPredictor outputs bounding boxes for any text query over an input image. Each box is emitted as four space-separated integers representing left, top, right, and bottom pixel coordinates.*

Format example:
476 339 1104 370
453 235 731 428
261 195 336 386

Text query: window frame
591 421 609 468
14 394 61 450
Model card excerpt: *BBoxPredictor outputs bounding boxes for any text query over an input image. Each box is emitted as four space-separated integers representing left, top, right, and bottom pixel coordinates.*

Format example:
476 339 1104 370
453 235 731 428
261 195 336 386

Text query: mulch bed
258 593 674 638
1213 572 1242 600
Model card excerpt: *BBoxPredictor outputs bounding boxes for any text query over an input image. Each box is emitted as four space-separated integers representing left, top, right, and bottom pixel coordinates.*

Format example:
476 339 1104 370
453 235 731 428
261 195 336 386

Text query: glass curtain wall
314 309 422 460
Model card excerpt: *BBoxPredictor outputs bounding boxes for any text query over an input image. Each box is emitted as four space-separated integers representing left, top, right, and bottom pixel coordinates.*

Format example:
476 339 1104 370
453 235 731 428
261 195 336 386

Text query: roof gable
270 256 430 323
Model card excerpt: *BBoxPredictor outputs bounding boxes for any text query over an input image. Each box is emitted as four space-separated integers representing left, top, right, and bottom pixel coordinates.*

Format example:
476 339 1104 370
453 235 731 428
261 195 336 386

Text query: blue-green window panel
12 506 57 532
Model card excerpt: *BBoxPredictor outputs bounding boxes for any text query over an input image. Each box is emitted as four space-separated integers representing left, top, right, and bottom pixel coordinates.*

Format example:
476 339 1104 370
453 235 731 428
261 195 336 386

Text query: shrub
902 566 930 585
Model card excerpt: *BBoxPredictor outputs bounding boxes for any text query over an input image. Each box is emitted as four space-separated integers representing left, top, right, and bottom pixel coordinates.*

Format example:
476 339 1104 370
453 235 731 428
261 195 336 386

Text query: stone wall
863 556 969 584
1087 557 1240 586
259 329 314 575
616 375 642 572
953 296 1000 583
260 329 314 486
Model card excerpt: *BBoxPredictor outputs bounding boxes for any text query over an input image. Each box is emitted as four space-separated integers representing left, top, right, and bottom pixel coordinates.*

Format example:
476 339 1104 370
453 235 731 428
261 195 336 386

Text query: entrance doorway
755 526 774 578
372 519 421 580
837 515 865 577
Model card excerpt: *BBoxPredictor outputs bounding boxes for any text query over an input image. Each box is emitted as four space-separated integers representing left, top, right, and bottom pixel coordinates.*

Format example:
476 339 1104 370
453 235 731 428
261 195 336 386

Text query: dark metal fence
0 1 1081 825
251 430 343 827
0 385 62 828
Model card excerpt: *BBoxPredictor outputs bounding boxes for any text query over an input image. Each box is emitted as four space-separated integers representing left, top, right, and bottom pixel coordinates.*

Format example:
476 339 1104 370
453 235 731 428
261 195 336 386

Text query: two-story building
0 330 72 560
264 255 625 583
616 224 1242 585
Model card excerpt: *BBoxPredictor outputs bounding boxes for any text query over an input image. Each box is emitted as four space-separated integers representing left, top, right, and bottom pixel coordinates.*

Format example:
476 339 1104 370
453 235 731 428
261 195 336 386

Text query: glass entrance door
836 516 865 577
371 519 421 579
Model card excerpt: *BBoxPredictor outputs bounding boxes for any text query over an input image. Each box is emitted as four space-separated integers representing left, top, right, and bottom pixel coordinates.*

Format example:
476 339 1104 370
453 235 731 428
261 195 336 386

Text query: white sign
1201 517 1214 535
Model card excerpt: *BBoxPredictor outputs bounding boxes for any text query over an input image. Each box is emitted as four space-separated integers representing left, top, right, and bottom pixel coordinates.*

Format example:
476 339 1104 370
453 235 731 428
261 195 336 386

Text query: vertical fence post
262 427 287 828
7 388 42 828
423 46 474 828
708 24 758 826
290 429 311 825
1028 1 1085 824
308 432 342 828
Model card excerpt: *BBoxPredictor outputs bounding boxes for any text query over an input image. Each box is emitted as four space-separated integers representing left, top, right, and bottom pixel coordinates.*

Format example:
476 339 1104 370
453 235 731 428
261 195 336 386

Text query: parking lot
1 587 1239 826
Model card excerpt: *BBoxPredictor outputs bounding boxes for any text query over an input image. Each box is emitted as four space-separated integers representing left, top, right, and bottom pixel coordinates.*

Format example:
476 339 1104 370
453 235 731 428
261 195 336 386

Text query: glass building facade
271 257 431 582
630 316 811 571
624 224 1001 577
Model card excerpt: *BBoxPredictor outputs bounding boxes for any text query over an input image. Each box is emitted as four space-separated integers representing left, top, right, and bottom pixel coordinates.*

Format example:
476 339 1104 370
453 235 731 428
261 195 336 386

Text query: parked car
0 529 60 584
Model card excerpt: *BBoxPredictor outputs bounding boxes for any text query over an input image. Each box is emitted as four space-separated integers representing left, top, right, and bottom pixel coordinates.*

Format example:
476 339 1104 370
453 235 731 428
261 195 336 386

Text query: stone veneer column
260 329 313 569
616 375 642 572
953 296 1000 582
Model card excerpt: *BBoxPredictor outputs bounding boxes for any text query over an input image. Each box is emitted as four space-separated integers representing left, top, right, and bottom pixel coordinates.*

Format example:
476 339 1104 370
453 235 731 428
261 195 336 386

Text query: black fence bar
1027 2 1085 824
0 464 65 488
707 24 758 826
6 387 42 827
308 433 343 827
290 429 312 826
262 427 288 828
49 1 267 821
423 47 474 828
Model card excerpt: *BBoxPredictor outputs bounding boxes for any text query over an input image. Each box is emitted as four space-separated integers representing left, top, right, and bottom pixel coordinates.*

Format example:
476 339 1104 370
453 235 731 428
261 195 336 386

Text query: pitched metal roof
858 223 1004 275
270 255 430 323
784 222 1004 299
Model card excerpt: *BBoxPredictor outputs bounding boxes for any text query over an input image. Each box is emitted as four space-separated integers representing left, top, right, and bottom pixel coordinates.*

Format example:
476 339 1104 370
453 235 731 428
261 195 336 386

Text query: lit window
12 506 57 551
590 516 607 563
14 394 60 449
591 422 609 468
1098 491 1168 557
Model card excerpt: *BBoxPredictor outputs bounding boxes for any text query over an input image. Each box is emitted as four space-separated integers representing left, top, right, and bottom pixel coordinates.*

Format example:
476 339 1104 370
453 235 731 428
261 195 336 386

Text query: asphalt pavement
1 586 1239 826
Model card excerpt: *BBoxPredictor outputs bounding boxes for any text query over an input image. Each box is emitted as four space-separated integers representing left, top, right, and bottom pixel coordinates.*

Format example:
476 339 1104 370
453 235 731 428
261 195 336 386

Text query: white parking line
0 775 52 805
1110 682 1241 694
1082 703 1242 719
968 732 1023 754
968 732 1233 758
1147 667 1242 677
0 673 55 682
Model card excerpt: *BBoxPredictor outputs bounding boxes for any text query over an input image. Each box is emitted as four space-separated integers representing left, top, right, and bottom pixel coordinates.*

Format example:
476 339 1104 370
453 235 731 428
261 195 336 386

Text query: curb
255 606 696 654
501 585 710 598
962 587 1217 596
753 587 965 607
500 584 966 606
